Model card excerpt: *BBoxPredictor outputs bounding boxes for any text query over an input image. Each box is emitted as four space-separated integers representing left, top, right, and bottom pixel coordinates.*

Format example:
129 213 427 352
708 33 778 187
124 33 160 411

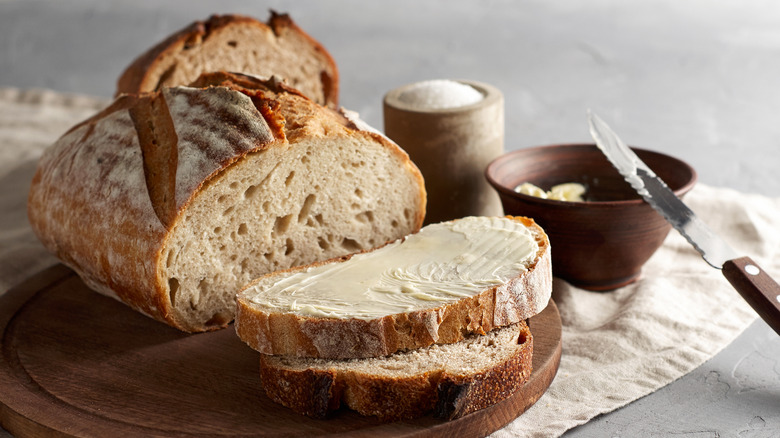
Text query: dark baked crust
115 12 339 106
434 326 533 419
236 216 551 358
258 322 533 421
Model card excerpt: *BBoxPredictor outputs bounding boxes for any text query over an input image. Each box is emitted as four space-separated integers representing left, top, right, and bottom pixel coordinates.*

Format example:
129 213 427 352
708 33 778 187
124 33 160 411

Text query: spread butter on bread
236 216 552 359
28 71 426 332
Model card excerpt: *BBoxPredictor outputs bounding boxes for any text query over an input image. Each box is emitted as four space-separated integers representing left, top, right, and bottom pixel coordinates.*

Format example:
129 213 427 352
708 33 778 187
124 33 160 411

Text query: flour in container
397 79 484 110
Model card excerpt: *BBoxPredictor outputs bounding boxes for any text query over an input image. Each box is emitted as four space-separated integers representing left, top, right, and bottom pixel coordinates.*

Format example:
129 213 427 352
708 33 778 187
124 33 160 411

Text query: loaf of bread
28 71 426 332
236 216 552 359
116 13 339 107
260 322 533 420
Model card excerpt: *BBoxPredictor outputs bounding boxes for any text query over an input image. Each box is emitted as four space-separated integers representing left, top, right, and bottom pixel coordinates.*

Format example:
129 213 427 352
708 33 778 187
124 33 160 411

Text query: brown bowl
485 143 697 291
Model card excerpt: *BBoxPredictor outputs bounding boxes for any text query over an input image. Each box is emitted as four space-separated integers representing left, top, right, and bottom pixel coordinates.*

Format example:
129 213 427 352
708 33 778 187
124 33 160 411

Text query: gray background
1 0 779 436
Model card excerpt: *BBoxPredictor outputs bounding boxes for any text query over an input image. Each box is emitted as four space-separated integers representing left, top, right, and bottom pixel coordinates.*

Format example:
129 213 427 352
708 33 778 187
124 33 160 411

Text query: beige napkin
1 88 777 437
0 88 108 294
496 182 778 435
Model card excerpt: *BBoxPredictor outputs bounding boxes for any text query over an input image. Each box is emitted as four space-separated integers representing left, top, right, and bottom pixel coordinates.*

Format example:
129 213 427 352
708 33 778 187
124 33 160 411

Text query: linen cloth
0 88 775 437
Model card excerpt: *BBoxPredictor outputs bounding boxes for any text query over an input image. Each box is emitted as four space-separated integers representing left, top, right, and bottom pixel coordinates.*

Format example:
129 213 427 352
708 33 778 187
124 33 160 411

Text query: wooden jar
383 80 505 224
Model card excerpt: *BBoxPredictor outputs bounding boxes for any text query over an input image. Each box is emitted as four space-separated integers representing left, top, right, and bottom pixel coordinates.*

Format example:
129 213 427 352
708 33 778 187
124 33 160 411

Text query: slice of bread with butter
236 215 551 420
235 216 552 359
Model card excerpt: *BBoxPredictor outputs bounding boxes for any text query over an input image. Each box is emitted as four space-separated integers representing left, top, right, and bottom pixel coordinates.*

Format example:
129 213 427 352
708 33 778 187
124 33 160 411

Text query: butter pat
246 216 540 320
515 182 586 202
515 182 548 199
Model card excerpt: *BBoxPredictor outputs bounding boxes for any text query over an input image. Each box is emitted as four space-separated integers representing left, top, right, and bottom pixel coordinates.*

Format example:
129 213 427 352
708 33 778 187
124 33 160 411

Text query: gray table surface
1 1 778 436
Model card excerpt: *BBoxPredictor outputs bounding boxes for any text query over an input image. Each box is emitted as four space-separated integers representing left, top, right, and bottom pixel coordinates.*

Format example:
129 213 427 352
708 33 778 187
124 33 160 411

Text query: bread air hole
274 214 293 235
168 277 180 305
285 171 295 187
205 311 231 327
196 278 208 296
238 223 248 235
298 194 316 223
517 332 528 345
355 210 375 224
244 184 259 199
318 236 330 250
285 238 294 256
165 250 176 268
341 237 361 252
227 40 238 48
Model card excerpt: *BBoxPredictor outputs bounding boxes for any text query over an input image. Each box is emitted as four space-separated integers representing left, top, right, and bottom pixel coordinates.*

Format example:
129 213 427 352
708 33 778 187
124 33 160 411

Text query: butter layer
246 216 539 320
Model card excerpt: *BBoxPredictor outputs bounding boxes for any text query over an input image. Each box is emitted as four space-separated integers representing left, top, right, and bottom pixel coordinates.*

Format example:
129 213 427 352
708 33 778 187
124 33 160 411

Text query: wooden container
383 80 504 224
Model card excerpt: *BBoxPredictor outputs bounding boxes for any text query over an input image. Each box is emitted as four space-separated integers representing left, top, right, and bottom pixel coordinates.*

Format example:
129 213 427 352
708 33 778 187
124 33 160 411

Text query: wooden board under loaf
0 264 561 437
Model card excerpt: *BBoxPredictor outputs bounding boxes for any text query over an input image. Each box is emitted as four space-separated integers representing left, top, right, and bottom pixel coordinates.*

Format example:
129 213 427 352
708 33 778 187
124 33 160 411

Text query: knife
588 111 780 335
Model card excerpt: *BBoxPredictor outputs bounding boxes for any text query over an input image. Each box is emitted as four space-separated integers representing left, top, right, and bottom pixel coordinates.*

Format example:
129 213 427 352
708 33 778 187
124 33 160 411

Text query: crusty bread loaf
28 71 425 332
260 322 533 420
116 12 339 106
236 216 552 359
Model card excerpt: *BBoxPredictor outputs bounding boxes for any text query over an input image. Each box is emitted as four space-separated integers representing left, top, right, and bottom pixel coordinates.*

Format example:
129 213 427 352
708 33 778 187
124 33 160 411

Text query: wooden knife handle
722 256 780 336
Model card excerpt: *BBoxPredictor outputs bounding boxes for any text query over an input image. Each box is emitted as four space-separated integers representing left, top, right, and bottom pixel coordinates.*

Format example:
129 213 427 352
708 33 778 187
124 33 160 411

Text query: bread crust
259 322 533 420
115 12 340 106
28 72 424 332
236 216 551 358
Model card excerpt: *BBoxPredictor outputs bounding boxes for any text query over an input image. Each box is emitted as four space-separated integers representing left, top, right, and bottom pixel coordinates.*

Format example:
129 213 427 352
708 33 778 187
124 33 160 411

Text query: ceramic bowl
485 143 697 291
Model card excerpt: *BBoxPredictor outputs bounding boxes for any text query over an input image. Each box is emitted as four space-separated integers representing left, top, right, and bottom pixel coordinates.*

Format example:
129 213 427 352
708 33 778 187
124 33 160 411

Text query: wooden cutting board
0 264 561 437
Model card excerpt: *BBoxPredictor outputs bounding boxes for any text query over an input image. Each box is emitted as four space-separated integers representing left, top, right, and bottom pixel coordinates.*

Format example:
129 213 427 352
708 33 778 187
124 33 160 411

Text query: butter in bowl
485 143 697 291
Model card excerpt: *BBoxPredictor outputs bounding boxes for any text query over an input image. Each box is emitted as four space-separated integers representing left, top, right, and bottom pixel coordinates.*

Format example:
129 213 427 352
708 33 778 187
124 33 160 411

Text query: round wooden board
0 264 561 437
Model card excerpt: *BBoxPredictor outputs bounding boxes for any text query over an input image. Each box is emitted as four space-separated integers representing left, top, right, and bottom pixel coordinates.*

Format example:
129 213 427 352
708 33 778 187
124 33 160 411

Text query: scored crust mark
129 92 179 228
153 64 177 92
161 85 276 210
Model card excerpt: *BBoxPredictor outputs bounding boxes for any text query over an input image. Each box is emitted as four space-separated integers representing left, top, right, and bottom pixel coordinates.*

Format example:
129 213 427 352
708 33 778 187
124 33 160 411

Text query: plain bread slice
259 322 533 420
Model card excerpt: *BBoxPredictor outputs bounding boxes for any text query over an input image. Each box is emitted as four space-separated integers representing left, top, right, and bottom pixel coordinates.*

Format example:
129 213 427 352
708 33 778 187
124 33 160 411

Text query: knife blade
588 111 780 335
